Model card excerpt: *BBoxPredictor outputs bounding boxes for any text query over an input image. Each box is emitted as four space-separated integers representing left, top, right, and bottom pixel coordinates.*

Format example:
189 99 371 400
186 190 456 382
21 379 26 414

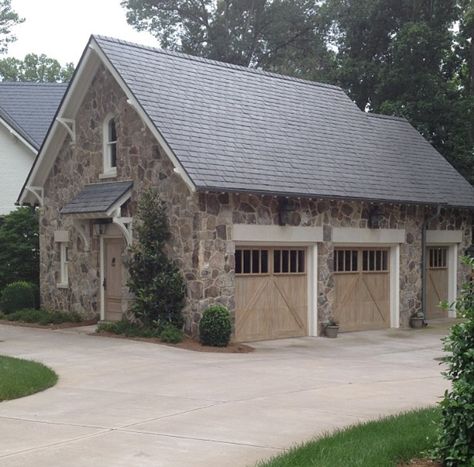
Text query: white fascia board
426 230 463 244
19 46 100 205
105 189 132 217
0 116 37 155
233 224 323 244
332 228 405 244
88 38 196 193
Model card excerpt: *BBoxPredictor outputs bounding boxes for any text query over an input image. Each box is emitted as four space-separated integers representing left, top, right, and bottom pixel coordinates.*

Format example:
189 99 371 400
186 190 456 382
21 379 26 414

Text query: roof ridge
93 35 342 92
0 81 67 86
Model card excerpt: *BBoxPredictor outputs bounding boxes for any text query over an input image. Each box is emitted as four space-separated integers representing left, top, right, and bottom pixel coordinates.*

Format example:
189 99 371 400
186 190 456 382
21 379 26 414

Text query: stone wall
221 193 470 329
40 65 202 326
40 63 472 336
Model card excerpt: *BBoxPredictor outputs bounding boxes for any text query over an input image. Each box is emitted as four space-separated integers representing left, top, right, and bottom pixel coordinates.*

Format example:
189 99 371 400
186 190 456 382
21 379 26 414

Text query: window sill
56 283 69 289
99 169 117 179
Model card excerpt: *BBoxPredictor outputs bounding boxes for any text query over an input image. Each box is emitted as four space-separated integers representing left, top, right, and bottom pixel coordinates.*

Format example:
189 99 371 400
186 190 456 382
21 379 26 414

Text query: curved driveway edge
0 323 449 466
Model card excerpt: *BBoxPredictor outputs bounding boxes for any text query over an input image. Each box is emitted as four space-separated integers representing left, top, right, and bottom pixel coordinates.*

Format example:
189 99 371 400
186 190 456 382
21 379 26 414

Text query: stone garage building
19 35 474 341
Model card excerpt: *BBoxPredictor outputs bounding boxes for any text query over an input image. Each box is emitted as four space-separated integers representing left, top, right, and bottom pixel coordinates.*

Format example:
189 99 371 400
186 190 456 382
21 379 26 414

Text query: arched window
102 115 117 176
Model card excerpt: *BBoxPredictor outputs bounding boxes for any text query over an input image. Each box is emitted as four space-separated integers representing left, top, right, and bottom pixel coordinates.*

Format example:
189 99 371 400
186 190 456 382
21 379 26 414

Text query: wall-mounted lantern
368 205 383 229
278 198 293 226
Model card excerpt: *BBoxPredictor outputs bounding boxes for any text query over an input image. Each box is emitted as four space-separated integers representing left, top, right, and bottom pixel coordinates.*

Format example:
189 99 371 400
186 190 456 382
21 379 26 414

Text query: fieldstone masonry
39 64 472 336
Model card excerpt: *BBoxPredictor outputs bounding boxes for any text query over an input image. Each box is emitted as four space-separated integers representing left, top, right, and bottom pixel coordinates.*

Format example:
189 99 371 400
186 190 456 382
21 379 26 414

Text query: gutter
421 205 443 322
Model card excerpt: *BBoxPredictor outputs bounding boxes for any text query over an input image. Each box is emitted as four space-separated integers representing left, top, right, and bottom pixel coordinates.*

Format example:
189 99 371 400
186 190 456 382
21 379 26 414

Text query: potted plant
325 317 340 338
409 311 425 329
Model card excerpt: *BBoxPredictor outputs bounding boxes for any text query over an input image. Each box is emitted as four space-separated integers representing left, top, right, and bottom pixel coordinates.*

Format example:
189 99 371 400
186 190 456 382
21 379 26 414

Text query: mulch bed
0 319 98 330
94 331 254 353
399 460 442 466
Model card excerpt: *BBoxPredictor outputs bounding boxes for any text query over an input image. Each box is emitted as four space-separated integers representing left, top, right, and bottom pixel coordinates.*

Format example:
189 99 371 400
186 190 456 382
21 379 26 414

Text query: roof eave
195 185 473 210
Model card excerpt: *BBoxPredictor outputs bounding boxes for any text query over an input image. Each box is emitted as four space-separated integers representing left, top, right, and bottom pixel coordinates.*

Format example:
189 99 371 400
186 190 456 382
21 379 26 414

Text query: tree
121 0 334 81
0 53 74 82
323 0 474 182
0 207 39 293
127 189 185 328
0 0 23 54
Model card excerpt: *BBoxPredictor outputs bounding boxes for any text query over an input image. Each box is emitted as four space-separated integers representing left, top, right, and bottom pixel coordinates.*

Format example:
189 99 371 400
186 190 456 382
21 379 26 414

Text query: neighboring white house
0 82 66 215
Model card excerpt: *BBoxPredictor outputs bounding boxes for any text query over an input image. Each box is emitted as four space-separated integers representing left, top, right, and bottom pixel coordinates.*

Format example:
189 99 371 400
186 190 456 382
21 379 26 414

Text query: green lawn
258 407 439 467
0 355 58 401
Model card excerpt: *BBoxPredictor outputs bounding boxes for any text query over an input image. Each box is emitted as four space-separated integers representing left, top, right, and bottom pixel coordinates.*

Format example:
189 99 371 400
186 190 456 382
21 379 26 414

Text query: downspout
421 205 442 322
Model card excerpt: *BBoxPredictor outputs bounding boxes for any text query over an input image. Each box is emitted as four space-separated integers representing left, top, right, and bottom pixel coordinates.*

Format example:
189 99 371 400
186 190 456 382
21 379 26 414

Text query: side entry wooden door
104 238 124 322
426 247 448 319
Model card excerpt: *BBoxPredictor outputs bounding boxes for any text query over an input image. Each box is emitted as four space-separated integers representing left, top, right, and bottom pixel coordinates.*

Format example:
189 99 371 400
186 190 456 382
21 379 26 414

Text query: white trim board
447 244 458 318
233 224 323 244
332 228 405 244
426 230 463 244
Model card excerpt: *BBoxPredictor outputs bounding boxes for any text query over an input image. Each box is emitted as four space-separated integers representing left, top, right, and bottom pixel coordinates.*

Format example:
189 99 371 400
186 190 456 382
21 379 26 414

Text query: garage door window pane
282 250 289 273
261 250 268 273
290 250 297 273
243 250 251 273
236 249 269 275
334 249 358 272
429 248 447 269
274 250 281 273
252 250 260 273
362 249 389 272
298 250 305 273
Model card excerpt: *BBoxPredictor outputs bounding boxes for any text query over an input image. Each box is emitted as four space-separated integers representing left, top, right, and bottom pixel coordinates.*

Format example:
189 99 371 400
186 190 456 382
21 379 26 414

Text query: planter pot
410 317 424 329
325 325 339 338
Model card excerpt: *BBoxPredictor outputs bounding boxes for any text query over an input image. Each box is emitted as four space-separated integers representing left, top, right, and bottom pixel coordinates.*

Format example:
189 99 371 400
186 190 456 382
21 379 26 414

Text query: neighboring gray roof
61 181 133 215
0 82 67 150
92 36 474 207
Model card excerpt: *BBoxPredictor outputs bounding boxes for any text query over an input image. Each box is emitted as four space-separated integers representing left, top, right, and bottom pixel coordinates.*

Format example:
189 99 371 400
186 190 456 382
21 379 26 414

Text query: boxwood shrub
199 305 232 347
0 281 36 314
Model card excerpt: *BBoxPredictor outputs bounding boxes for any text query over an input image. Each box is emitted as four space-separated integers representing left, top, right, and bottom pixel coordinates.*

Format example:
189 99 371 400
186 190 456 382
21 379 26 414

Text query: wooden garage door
426 247 448 319
235 248 308 342
333 249 390 332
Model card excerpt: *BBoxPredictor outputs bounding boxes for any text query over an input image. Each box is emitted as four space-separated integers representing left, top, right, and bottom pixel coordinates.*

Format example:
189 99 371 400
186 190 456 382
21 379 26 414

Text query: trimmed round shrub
0 281 36 314
199 305 232 347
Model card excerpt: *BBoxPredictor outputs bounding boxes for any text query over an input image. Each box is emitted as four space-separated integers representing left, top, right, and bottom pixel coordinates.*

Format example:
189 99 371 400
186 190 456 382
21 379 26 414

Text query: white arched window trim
100 113 118 178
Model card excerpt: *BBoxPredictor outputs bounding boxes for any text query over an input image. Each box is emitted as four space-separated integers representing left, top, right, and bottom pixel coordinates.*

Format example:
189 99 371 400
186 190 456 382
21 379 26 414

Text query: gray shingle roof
61 181 133 215
94 35 474 208
0 82 67 150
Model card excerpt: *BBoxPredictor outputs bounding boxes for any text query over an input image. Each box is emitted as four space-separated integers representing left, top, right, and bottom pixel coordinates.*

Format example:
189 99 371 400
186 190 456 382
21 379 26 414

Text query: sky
7 0 159 65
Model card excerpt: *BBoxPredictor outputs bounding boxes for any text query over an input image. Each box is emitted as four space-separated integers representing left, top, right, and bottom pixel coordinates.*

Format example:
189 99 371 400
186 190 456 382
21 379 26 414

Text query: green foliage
0 207 39 293
97 319 183 343
159 323 183 343
127 189 185 328
0 0 23 54
96 319 162 338
2 308 82 325
121 0 334 81
0 53 75 82
259 407 440 467
435 256 474 466
199 305 232 347
0 355 57 401
0 281 35 314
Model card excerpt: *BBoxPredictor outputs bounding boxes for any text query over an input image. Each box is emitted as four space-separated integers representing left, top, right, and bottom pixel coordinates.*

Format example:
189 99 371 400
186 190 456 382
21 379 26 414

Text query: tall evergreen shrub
127 189 185 328
436 256 474 466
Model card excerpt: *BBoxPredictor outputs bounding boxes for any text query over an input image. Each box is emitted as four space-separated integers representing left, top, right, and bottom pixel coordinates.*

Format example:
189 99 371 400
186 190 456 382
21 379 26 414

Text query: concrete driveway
0 323 449 467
